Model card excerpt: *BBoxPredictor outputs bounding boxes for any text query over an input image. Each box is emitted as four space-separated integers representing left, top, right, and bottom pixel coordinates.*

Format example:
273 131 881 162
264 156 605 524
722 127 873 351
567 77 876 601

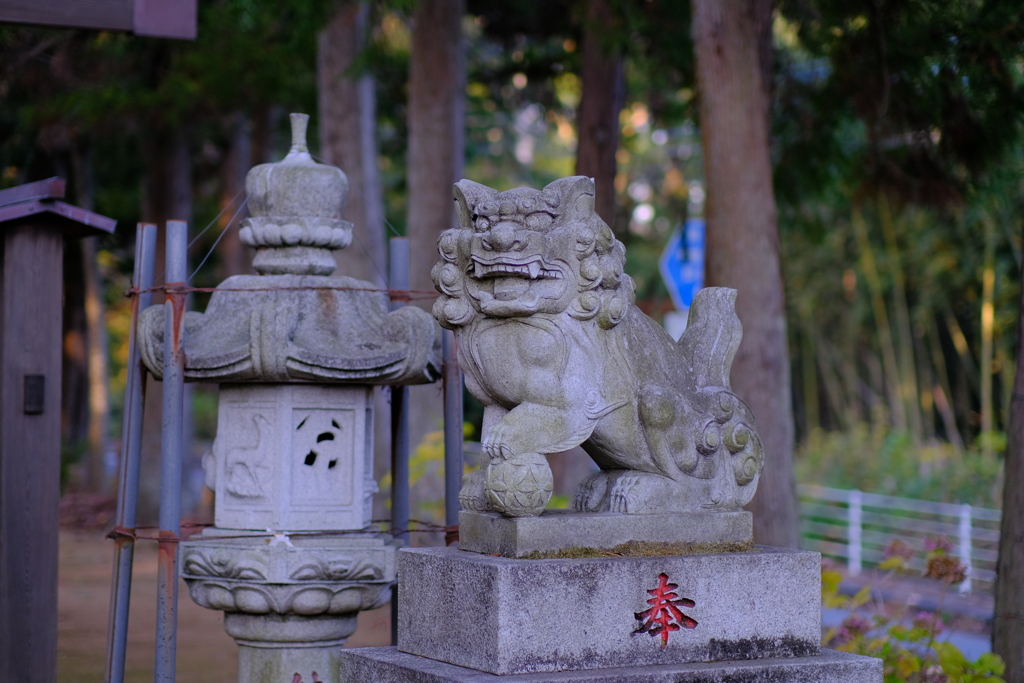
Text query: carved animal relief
433 176 764 517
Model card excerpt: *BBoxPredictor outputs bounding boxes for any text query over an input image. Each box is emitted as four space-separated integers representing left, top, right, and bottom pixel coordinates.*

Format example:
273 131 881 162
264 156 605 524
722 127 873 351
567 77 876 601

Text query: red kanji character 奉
633 572 698 648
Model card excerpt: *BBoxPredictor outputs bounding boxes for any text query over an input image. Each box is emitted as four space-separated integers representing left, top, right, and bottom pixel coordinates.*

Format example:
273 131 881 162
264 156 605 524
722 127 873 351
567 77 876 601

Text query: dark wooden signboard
0 0 196 39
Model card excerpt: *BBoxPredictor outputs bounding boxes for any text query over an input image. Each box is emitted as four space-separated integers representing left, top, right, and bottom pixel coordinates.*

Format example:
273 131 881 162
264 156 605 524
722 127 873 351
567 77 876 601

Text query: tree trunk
575 0 623 228
81 237 110 492
216 114 253 279
318 0 387 287
61 239 89 455
994 222 1024 682
138 127 192 525
73 143 112 492
406 0 465 469
252 104 283 166
692 0 799 548
407 0 464 299
319 1 392 511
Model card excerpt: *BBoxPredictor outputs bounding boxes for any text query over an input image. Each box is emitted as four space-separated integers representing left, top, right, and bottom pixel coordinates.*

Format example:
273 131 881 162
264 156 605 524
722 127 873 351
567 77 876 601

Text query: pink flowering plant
822 536 1005 682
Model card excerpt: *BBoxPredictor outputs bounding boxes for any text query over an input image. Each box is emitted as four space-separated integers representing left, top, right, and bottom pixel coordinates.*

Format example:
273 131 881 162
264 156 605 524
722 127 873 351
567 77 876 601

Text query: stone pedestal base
181 531 397 616
340 646 883 682
398 546 821 675
180 531 398 683
227 613 356 683
458 510 752 558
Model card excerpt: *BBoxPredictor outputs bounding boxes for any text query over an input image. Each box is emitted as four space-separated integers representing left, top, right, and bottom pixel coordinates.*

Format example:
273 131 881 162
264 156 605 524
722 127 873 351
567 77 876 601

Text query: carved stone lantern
138 114 440 683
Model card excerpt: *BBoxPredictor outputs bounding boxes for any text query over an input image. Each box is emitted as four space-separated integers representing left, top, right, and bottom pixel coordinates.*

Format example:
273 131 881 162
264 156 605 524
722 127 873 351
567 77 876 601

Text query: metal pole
388 237 410 646
849 490 862 577
104 224 157 683
155 221 188 683
442 329 463 543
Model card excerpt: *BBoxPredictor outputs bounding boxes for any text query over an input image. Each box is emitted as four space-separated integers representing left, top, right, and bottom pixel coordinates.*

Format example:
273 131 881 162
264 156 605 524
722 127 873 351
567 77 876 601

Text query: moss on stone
520 546 611 560
518 538 754 560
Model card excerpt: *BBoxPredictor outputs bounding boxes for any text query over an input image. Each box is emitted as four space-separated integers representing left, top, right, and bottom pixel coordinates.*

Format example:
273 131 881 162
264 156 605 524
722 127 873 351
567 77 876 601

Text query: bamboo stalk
864 349 887 423
842 350 862 425
915 332 936 442
980 215 996 457
944 308 980 393
814 335 852 432
853 208 905 430
878 198 923 442
841 270 863 425
801 321 820 435
929 317 965 451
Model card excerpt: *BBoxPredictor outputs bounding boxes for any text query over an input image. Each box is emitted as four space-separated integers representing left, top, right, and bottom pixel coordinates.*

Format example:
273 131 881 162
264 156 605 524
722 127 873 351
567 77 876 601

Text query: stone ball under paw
484 453 553 517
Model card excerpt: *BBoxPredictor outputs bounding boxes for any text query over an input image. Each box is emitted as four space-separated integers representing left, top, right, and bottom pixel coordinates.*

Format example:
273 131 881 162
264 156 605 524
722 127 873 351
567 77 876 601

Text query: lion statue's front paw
574 470 613 512
482 423 516 460
459 469 490 511
609 473 646 514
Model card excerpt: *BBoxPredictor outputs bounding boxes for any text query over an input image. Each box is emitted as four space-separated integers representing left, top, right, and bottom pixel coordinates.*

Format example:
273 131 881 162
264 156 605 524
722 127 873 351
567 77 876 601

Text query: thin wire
148 187 248 286
310 152 401 237
107 519 454 542
125 282 438 302
188 186 247 250
187 195 250 282
347 227 390 287
381 213 402 238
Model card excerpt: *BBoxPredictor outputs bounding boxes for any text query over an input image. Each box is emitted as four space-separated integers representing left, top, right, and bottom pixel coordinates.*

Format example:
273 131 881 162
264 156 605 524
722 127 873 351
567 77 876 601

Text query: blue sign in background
659 217 705 311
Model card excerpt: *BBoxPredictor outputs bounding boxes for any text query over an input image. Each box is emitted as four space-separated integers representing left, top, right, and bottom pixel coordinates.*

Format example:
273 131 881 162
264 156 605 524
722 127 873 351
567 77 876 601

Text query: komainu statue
432 176 764 517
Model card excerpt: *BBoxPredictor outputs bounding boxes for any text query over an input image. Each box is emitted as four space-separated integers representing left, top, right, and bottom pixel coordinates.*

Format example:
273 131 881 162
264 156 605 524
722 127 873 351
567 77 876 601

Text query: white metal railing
799 484 1002 594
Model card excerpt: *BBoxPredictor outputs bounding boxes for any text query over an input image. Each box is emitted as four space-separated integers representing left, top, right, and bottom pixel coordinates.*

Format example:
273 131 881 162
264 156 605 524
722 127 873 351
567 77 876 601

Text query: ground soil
57 530 391 683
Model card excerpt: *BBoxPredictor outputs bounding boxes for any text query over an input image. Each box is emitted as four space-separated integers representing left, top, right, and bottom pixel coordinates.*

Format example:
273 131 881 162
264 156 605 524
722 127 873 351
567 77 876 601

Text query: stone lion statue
432 176 764 517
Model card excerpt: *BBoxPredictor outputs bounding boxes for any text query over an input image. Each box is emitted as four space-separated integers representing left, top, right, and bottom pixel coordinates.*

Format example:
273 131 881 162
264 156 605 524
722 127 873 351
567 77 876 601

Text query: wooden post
0 179 115 683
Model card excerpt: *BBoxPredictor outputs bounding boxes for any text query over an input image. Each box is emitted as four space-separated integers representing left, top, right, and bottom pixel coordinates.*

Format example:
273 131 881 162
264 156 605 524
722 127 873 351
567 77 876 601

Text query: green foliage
822 543 1006 683
1 1 332 183
934 644 1006 683
191 387 219 442
380 423 476 524
775 0 1024 205
547 493 572 509
781 185 1022 447
797 423 1004 508
462 4 581 192
772 1 1024 451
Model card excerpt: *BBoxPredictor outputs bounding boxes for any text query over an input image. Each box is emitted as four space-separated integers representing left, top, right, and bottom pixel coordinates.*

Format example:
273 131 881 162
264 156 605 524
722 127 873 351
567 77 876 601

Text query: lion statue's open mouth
465 252 569 315
432 176 764 518
471 256 562 281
